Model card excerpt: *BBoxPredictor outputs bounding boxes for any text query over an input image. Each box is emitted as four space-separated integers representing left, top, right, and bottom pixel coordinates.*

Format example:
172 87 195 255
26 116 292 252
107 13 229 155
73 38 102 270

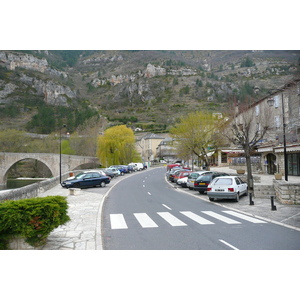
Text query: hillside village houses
135 78 300 178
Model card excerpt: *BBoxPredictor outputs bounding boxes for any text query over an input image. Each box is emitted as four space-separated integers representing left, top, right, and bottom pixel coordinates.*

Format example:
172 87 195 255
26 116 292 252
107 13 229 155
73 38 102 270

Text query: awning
221 149 244 154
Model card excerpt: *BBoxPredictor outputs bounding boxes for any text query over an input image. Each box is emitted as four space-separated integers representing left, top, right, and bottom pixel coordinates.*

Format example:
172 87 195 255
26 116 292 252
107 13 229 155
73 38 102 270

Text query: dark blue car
61 171 110 189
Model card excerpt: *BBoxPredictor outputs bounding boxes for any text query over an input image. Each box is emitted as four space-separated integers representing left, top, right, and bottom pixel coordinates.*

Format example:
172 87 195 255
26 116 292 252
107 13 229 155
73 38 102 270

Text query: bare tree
222 98 271 193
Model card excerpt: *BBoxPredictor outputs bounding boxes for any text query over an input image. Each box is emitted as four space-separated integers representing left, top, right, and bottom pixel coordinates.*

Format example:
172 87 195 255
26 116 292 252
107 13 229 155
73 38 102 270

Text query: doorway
266 153 277 174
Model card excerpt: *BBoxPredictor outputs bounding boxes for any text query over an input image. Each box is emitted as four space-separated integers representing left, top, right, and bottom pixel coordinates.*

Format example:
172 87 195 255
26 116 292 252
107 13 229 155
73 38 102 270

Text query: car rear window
198 175 211 181
214 178 232 185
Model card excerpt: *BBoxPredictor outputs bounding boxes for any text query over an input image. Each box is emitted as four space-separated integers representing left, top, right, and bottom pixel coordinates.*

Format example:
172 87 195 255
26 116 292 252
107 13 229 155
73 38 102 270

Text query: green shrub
0 196 70 250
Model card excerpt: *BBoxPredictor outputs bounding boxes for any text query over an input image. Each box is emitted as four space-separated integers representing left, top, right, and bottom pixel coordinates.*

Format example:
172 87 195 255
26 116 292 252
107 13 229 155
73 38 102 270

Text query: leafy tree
0 129 31 152
97 125 140 166
170 111 223 167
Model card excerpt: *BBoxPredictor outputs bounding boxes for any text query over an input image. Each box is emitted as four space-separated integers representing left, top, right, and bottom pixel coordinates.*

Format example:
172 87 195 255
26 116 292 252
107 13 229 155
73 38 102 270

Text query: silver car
186 171 212 190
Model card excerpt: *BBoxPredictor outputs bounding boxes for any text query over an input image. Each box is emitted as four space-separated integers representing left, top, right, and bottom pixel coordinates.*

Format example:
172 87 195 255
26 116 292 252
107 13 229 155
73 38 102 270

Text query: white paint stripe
202 211 241 224
157 212 187 226
180 211 214 225
219 239 239 250
223 210 267 224
147 192 151 195
162 204 172 210
110 214 128 229
134 213 158 228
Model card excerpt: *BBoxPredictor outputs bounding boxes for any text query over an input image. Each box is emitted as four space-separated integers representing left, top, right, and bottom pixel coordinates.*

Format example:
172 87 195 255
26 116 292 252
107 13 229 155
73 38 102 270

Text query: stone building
222 78 300 177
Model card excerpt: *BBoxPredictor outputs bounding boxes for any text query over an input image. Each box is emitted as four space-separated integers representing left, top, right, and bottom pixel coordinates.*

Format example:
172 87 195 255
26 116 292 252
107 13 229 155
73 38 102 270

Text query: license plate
215 189 224 192
200 183 206 185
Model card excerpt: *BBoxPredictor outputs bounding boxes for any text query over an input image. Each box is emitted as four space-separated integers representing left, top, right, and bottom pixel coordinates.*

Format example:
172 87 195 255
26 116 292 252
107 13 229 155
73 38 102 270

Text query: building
135 133 166 162
222 78 300 176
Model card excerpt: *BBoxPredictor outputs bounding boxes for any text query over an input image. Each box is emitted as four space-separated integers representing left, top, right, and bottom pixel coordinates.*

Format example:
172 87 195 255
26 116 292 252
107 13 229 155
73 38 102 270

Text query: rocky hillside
0 50 299 133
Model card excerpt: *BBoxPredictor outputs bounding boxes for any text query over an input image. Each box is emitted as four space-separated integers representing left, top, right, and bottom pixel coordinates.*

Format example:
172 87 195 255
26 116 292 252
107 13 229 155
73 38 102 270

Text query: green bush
0 196 70 250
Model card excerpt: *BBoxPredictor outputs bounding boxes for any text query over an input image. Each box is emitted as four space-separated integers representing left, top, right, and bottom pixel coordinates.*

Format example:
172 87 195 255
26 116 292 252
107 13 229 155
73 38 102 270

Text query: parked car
106 167 121 177
166 163 181 171
103 168 116 179
109 165 128 176
174 170 192 183
177 176 188 188
66 169 107 180
61 171 111 189
194 172 229 194
186 171 213 190
207 176 248 202
167 167 183 181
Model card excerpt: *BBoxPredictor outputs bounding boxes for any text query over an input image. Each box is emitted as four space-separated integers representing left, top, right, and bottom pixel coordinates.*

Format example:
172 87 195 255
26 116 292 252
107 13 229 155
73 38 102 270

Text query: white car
207 176 248 202
177 176 188 187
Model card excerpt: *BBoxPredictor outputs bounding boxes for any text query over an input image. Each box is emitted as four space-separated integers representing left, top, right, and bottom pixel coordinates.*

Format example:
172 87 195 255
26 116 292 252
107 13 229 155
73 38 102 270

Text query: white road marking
202 211 241 224
134 213 158 228
219 239 239 250
162 204 172 210
180 211 214 225
223 211 267 223
157 212 187 226
110 214 128 229
147 192 151 195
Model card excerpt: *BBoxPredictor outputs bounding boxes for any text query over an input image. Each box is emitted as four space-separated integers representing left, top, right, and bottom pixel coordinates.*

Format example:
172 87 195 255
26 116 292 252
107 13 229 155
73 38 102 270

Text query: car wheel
209 197 214 201
235 192 240 202
100 181 106 187
199 191 205 194
188 187 193 190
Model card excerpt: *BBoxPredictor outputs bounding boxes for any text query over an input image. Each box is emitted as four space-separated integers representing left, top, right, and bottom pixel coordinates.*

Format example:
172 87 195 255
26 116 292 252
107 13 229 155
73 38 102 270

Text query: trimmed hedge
0 196 70 250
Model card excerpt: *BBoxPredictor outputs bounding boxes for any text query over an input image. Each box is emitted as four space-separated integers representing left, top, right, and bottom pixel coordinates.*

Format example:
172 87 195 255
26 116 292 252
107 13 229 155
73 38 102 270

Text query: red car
174 170 192 183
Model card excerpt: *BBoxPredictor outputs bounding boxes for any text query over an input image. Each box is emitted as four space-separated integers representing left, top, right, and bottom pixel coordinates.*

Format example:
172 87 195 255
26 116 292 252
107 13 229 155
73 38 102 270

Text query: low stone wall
274 180 300 204
0 173 70 202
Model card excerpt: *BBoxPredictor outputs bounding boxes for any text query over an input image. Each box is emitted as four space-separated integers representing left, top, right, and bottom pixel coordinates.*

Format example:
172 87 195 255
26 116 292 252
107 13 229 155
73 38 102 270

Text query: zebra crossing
109 210 267 230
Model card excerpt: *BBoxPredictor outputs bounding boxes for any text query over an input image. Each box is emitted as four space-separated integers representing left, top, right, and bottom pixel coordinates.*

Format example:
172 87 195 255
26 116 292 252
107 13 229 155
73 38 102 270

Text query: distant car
207 176 248 202
194 172 229 194
61 171 110 189
106 167 121 177
177 176 188 188
186 171 212 190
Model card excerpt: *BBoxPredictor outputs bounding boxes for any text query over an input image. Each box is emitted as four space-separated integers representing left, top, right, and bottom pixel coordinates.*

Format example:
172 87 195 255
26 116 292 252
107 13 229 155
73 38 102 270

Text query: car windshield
214 178 233 185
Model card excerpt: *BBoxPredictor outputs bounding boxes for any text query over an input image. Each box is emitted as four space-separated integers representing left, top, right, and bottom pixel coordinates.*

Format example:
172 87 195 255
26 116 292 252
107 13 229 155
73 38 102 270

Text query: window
275 116 281 128
235 178 241 185
274 95 280 108
215 178 232 185
255 105 260 116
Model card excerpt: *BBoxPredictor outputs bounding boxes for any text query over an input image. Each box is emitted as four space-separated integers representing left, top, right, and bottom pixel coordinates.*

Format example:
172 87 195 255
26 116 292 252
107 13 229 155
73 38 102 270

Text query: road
101 167 300 250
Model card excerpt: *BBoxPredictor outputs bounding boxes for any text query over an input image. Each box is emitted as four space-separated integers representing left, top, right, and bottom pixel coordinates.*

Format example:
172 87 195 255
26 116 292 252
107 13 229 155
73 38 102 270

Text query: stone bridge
0 152 99 185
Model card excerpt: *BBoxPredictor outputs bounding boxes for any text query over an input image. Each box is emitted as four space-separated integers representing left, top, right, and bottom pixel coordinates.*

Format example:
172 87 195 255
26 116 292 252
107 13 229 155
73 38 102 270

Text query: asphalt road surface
101 167 300 250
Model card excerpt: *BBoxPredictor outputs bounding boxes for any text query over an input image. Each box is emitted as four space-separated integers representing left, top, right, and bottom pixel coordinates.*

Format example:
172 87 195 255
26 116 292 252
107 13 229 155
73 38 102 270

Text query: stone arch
2 157 54 185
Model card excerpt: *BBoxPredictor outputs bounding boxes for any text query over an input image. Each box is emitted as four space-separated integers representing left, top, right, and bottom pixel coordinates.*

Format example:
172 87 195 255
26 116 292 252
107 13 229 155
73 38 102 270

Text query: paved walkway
38 166 300 250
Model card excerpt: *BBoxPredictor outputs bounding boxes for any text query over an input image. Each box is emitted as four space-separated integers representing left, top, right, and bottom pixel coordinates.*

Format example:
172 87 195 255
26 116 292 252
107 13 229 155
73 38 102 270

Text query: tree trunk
245 151 254 194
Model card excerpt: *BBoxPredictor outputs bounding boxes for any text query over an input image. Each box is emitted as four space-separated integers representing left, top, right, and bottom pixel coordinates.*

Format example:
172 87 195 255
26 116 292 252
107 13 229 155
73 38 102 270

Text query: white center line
147 192 151 195
162 204 172 210
219 239 239 250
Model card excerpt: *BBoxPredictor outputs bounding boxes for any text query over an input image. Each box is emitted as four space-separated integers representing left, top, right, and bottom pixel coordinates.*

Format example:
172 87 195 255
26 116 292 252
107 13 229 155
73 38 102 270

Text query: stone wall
0 173 70 202
274 180 300 204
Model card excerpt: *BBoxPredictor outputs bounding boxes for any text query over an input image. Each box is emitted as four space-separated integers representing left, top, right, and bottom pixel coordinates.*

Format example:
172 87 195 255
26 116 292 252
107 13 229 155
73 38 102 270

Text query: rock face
0 51 76 106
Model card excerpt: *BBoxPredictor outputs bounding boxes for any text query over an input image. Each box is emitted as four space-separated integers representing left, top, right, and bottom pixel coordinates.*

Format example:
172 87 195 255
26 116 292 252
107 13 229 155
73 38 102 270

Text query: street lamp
267 90 288 181
59 124 67 184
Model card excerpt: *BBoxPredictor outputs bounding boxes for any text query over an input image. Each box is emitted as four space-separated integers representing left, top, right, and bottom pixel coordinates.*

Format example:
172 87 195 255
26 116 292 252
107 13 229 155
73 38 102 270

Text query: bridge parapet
0 152 99 185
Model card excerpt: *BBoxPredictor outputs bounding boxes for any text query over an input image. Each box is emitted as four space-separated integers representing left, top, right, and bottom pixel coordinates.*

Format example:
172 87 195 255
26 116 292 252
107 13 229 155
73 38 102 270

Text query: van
130 162 144 171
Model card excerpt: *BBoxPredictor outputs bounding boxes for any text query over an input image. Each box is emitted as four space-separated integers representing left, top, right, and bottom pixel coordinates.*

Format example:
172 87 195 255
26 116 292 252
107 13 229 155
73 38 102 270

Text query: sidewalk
38 166 300 250
38 174 129 250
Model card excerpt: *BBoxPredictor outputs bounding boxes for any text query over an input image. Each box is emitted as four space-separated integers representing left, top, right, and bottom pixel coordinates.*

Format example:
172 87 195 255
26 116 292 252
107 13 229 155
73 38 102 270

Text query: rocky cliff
0 50 299 133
